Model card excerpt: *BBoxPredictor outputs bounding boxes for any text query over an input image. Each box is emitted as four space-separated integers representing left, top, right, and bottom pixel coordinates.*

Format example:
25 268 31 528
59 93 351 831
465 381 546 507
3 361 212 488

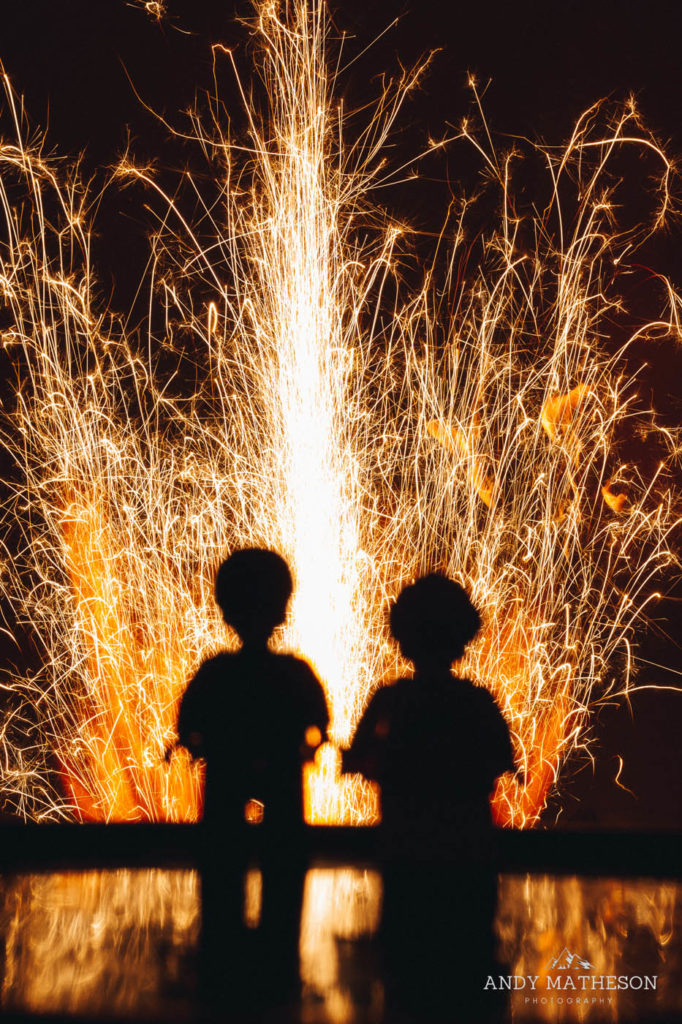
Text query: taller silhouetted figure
176 549 329 1012
177 547 329 838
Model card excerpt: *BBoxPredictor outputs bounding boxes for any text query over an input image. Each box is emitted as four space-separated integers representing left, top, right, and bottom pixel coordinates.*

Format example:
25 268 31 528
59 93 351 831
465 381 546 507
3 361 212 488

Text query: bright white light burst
0 2 680 826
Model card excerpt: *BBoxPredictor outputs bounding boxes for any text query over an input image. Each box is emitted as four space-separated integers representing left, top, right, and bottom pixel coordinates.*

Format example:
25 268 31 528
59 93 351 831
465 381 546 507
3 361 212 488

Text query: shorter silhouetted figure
175 548 328 1011
343 574 514 1021
344 572 514 857
176 547 328 838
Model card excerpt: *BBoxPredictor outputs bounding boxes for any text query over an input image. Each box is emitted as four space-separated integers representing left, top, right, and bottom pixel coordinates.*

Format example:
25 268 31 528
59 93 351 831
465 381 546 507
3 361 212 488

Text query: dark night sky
3 2 682 149
3 0 682 298
1 0 682 827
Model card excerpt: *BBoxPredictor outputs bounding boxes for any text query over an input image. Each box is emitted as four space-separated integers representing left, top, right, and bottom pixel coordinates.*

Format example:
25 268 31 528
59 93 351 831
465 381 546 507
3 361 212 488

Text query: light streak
0 2 680 826
127 0 167 21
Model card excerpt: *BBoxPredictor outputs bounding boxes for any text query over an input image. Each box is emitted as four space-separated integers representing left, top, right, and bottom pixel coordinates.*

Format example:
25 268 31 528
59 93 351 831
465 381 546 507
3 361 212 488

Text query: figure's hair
389 573 481 664
215 548 292 637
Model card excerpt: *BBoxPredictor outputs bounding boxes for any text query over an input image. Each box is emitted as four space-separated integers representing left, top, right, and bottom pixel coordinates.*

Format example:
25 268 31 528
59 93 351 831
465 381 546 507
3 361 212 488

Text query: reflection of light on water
299 867 383 1024
497 874 681 1022
1 866 681 1022
0 865 383 1023
0 869 200 1018
243 866 263 929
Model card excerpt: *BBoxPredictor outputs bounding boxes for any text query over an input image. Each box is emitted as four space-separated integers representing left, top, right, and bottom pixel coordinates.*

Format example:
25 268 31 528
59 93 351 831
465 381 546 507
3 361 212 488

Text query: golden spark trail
0 3 680 827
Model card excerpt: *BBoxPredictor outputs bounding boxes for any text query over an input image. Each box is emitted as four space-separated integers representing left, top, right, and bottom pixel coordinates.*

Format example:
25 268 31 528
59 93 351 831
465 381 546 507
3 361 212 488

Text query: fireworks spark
127 0 167 22
0 1 680 826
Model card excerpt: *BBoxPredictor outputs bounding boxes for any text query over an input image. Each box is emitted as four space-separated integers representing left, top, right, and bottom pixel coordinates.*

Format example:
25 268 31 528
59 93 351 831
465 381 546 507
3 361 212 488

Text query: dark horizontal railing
0 823 680 877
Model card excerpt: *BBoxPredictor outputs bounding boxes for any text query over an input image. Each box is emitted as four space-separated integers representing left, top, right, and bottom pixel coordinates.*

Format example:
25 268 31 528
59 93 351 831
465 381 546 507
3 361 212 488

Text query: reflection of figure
344 572 514 857
343 574 514 1021
176 547 328 836
175 548 328 1011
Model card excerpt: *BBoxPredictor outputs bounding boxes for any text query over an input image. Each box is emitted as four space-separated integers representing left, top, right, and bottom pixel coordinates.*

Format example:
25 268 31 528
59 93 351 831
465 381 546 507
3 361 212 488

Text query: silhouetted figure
344 572 514 857
177 547 328 838
343 574 514 1021
175 548 329 1013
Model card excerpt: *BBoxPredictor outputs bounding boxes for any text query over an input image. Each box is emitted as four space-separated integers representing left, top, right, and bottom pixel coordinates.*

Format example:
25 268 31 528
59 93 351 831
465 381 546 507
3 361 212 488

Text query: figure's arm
341 691 388 780
174 665 210 761
487 692 517 780
299 661 330 761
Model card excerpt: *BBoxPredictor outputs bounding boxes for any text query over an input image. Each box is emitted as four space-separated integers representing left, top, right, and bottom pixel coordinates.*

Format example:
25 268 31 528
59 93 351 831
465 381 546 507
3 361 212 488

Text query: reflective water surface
497 874 681 1022
0 866 680 1022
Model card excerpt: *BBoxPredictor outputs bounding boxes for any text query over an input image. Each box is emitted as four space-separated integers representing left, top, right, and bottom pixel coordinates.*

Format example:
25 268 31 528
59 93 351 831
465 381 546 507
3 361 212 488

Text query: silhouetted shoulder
177 650 329 764
191 652 238 682
274 654 330 731
342 680 400 777
180 652 238 701
276 653 320 684
344 673 514 786
463 680 516 777
176 653 238 755
356 678 396 719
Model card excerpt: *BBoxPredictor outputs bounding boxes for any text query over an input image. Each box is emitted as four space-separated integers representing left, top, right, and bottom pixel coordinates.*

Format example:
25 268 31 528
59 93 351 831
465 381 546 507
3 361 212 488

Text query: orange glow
0 1 678 830
244 799 265 825
602 481 628 513
426 420 495 506
59 499 203 822
304 745 380 826
305 726 323 748
540 384 589 451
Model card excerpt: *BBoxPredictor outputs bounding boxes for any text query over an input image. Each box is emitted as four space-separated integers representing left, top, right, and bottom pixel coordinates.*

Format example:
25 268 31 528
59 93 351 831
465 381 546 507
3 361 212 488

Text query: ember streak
0 0 679 825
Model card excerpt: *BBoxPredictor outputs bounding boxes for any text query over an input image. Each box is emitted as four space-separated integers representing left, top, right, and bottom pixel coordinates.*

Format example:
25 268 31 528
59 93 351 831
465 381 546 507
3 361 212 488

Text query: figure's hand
300 725 324 761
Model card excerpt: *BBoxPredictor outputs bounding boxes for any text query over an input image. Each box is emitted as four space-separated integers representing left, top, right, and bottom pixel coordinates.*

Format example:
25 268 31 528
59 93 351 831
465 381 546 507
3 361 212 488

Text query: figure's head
215 548 293 645
389 573 481 668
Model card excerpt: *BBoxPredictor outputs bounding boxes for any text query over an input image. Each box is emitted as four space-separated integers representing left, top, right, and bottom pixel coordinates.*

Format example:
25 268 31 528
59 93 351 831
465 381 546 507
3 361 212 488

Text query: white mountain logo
547 948 594 971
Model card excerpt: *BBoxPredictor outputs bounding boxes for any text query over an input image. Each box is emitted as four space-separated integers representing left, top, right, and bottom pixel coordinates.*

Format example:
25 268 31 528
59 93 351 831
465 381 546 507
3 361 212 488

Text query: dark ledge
0 823 680 877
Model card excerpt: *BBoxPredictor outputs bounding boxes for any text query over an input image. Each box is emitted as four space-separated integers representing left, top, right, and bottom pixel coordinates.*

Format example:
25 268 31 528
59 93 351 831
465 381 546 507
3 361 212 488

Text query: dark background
1 0 681 828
